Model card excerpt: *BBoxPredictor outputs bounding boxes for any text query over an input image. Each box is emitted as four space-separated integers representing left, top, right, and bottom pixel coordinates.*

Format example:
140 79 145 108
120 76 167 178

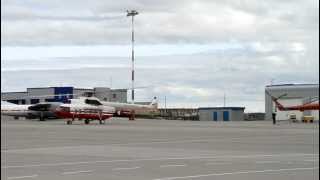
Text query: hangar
265 84 319 121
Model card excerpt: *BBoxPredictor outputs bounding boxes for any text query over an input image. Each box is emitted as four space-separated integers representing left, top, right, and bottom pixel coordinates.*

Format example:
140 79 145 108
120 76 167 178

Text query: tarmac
1 116 319 180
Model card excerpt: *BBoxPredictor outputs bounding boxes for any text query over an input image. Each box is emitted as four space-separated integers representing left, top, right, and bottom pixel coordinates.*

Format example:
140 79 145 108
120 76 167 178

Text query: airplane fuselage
54 103 115 122
278 103 319 111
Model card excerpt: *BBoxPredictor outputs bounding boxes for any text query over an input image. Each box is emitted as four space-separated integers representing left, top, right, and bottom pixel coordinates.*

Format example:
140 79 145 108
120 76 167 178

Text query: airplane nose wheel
66 120 72 125
99 120 105 124
84 119 90 124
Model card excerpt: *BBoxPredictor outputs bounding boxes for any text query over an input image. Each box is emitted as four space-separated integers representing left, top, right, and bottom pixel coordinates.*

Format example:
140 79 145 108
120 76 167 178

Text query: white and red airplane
2 94 158 123
54 98 115 125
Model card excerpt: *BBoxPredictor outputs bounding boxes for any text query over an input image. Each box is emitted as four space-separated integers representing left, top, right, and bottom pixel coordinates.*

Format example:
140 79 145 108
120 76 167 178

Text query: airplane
2 93 158 122
54 98 115 125
1 101 61 121
70 96 158 120
265 90 319 111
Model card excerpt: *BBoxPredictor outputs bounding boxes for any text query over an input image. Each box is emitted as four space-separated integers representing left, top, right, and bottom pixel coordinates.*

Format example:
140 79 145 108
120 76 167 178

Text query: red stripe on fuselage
55 111 113 120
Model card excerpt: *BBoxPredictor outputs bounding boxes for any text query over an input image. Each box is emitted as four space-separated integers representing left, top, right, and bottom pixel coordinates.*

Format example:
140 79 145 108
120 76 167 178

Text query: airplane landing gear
129 110 135 121
39 112 45 121
99 120 105 124
66 120 72 125
84 119 90 124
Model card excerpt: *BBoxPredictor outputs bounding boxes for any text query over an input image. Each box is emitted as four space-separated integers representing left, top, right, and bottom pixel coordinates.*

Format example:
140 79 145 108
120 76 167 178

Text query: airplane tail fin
265 90 286 111
273 98 285 111
149 97 158 109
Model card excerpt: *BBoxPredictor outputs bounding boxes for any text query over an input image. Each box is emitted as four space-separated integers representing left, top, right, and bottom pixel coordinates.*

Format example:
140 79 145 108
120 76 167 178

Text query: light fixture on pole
127 10 138 104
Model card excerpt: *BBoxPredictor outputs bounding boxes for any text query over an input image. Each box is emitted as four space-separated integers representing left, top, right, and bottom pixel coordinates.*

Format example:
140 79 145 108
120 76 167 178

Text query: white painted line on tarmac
112 166 140 171
152 167 319 180
2 153 318 169
160 164 186 168
0 135 297 153
7 174 38 179
62 170 94 175
304 159 319 162
255 161 281 164
205 162 232 165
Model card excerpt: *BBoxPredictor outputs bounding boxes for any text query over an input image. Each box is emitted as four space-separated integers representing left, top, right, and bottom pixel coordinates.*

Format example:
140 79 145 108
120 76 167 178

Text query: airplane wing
302 96 319 105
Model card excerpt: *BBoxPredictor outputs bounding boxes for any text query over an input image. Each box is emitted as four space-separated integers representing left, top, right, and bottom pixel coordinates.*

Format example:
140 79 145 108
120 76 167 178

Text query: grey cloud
2 46 318 111
2 0 318 45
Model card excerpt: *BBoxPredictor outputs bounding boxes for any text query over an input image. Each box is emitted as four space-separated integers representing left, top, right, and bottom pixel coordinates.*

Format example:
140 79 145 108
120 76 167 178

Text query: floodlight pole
127 10 138 104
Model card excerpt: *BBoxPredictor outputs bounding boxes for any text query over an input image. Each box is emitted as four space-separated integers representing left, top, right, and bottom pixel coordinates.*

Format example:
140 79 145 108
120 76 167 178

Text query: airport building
244 113 265 121
198 107 245 121
159 108 199 120
1 86 127 104
265 84 319 121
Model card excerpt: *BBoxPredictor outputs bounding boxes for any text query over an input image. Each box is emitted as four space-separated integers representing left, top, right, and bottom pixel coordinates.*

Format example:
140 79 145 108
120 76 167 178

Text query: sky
1 0 319 112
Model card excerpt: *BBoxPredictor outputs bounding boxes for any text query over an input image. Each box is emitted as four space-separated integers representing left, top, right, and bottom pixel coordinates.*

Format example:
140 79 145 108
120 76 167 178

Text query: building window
113 94 116 98
21 100 26 104
45 99 55 102
31 99 40 104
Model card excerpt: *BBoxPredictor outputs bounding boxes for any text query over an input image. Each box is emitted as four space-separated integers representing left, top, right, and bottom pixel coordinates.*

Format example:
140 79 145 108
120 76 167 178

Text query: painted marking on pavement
2 153 318 169
7 175 38 179
205 162 232 165
62 170 94 175
160 164 186 168
255 161 281 164
152 167 319 180
304 159 319 162
112 166 141 171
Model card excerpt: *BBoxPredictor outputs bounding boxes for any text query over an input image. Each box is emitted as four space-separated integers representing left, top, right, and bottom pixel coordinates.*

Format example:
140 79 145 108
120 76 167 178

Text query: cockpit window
85 99 102 106
60 107 70 112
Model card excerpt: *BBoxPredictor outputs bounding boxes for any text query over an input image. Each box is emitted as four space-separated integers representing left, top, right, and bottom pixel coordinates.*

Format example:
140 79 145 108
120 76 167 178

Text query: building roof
158 108 198 110
111 89 128 91
1 91 26 94
198 107 245 110
266 83 319 87
74 88 93 91
27 86 73 89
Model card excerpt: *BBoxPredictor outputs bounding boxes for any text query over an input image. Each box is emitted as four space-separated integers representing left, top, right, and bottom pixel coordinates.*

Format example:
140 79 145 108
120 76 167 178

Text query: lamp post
127 10 138 104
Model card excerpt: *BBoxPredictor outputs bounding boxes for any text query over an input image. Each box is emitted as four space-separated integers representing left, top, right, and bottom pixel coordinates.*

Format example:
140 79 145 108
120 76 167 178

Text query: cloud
2 45 318 112
2 0 318 45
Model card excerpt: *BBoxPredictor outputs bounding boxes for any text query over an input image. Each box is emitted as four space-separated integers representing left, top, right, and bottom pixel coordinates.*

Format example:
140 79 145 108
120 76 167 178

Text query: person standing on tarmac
272 104 277 125
272 112 276 125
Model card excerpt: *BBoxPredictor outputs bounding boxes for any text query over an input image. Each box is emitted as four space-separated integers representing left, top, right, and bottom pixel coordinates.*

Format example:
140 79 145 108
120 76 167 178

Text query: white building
1 86 127 104
265 84 319 121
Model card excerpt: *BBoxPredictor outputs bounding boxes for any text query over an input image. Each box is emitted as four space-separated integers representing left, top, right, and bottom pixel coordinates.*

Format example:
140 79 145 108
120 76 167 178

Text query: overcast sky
1 0 319 112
